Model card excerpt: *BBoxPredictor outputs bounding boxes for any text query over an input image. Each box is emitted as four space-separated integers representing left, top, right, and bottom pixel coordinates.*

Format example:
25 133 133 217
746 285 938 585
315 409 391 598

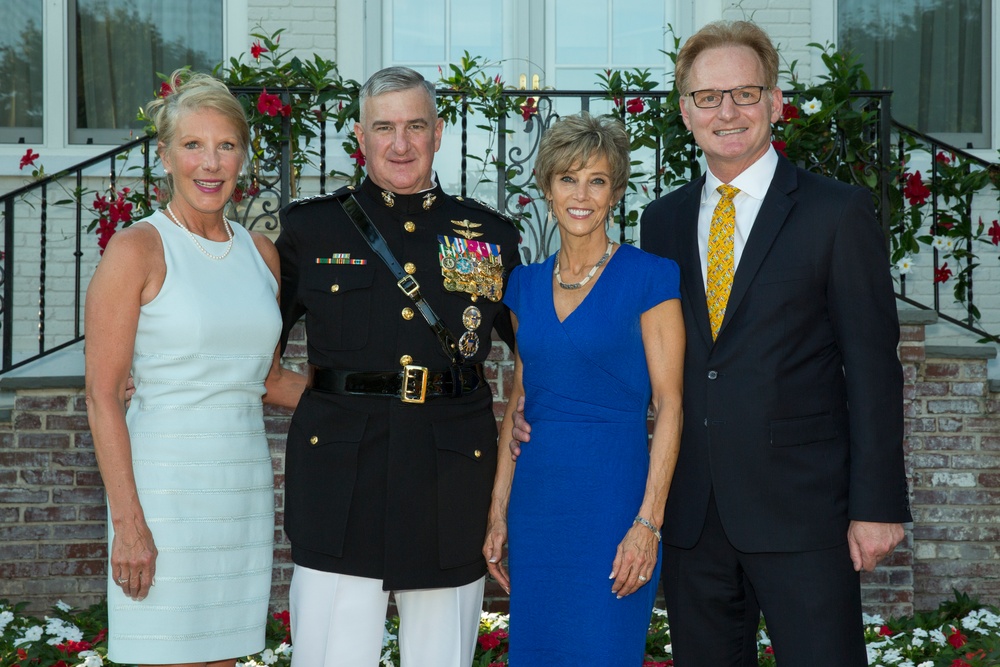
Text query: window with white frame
0 1 43 144
838 0 992 149
69 0 224 145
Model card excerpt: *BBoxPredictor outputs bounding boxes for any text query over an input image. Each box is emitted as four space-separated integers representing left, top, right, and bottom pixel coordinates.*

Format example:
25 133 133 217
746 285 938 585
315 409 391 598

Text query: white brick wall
721 0 816 84
246 0 336 62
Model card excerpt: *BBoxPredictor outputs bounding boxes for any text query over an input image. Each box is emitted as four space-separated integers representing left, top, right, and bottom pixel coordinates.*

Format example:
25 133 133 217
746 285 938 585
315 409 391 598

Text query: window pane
611 0 665 63
451 1 503 62
392 0 447 63
839 0 990 146
0 0 43 143
555 0 609 65
72 0 223 144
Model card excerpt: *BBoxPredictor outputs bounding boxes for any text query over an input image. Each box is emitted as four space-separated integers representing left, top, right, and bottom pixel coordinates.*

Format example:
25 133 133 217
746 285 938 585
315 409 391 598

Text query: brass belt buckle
401 365 429 404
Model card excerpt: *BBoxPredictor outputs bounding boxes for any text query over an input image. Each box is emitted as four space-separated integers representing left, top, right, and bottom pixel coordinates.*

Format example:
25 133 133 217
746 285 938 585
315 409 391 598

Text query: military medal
452 219 484 240
423 193 437 210
438 235 505 302
462 305 482 330
459 331 480 357
381 190 395 207
316 253 367 265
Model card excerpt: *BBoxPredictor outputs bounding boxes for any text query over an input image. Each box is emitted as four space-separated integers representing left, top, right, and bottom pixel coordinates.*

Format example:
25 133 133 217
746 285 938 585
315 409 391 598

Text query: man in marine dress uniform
275 67 520 666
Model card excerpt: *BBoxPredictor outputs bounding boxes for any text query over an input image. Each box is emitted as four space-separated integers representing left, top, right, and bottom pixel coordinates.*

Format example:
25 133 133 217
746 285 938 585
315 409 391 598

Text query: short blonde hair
674 21 779 95
534 112 630 202
145 69 250 199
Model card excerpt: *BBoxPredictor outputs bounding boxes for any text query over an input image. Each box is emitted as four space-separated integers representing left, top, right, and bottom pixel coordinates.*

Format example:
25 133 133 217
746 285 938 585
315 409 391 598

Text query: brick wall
2 314 999 620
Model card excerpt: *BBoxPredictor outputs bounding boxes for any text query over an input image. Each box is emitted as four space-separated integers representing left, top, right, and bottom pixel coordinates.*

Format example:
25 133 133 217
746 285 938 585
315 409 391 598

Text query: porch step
897 307 1000 390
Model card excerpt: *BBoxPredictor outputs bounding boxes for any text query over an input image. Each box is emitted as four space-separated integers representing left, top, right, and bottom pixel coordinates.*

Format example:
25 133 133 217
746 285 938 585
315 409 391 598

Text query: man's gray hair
359 66 437 123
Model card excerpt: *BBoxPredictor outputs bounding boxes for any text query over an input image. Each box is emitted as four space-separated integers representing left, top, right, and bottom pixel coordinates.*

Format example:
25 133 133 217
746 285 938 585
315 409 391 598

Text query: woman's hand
483 517 510 594
110 517 158 601
610 523 658 598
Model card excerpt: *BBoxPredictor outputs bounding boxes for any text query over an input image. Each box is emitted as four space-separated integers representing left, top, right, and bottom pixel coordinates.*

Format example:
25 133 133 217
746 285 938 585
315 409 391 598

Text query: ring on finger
116 577 128 584
638 574 647 582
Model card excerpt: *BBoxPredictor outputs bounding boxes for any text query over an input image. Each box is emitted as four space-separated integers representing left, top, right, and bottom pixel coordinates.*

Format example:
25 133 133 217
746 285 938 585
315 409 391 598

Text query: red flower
935 263 952 284
231 187 244 203
246 183 260 197
781 104 800 122
950 660 971 667
92 627 107 644
903 171 931 206
989 220 1000 245
57 639 93 654
626 97 644 114
520 98 537 121
257 89 285 117
771 140 787 157
877 625 893 636
478 632 501 651
349 147 366 167
764 646 775 655
17 649 26 659
92 194 109 212
517 195 532 207
251 40 268 60
19 148 39 170
109 198 133 224
935 151 952 164
158 81 173 98
947 625 968 648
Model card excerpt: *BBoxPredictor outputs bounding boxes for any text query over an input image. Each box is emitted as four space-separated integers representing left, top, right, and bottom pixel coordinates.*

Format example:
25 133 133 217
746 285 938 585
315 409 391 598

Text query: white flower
75 651 104 667
55 600 72 612
896 256 913 274
275 642 292 655
932 236 954 252
911 627 928 638
917 662 935 667
802 98 822 115
863 613 886 626
881 647 903 664
0 610 14 631
928 628 947 645
14 624 43 645
260 648 277 665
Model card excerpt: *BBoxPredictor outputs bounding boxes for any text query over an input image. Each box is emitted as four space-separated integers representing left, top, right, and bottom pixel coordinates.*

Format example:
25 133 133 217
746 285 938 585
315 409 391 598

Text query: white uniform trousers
289 564 485 667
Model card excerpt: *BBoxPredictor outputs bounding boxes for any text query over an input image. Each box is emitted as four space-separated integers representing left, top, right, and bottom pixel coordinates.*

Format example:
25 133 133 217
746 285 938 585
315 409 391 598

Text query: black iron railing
1 86 996 373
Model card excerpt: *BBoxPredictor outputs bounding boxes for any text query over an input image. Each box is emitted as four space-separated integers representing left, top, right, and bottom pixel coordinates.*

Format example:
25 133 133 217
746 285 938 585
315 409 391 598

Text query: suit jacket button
474 449 482 458
330 284 340 293
401 307 415 320
309 436 319 445
404 221 416 232
707 370 718 380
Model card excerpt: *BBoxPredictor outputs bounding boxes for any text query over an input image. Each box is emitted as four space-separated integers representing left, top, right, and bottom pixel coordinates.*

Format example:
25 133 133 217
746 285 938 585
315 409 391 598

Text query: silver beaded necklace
165 203 234 260
554 239 614 290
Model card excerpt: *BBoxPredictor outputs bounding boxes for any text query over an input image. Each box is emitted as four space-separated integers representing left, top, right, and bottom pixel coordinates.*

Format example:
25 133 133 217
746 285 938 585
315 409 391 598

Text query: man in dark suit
641 20 910 666
275 67 519 666
512 19 910 666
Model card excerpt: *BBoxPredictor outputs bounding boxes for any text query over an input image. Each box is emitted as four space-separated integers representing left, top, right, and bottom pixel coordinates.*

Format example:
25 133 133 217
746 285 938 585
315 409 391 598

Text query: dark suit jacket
640 155 911 553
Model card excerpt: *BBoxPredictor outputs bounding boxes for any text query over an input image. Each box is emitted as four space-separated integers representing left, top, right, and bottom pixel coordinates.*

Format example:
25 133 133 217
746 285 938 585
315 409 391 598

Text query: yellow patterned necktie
706 184 740 340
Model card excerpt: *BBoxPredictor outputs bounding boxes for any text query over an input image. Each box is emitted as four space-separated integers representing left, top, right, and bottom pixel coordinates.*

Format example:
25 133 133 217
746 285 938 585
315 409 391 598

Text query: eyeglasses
686 86 769 109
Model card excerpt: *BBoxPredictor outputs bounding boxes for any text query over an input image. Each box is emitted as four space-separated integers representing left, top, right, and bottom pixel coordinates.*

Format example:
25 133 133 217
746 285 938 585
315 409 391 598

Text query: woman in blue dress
483 112 685 665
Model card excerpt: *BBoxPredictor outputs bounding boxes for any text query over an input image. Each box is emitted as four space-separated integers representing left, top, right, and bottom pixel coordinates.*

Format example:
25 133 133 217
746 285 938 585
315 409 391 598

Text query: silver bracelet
633 515 661 542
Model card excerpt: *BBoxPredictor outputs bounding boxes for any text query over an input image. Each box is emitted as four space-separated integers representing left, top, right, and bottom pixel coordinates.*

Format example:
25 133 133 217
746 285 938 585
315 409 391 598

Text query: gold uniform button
400 355 413 367
309 436 319 445
330 284 340 293
404 221 416 232
474 449 482 458
404 262 416 274
401 307 414 320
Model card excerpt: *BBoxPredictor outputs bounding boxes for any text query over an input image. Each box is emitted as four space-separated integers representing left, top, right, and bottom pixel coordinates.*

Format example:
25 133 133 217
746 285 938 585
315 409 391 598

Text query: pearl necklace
554 240 614 290
165 203 234 260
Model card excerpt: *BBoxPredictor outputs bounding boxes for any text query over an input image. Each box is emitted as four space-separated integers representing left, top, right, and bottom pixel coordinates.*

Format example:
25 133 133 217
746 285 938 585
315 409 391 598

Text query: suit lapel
717 157 798 340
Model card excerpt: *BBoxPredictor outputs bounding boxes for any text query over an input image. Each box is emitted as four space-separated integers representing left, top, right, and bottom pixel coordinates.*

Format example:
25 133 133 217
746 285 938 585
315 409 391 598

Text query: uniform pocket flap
432 411 497 460
770 412 839 447
290 391 369 447
304 265 376 295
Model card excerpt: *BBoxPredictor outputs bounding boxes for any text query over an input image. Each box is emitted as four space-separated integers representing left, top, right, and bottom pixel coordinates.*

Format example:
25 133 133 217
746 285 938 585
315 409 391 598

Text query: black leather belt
310 364 486 404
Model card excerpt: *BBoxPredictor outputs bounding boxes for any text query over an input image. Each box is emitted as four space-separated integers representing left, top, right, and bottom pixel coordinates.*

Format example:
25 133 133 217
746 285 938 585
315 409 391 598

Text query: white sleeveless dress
108 211 280 663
